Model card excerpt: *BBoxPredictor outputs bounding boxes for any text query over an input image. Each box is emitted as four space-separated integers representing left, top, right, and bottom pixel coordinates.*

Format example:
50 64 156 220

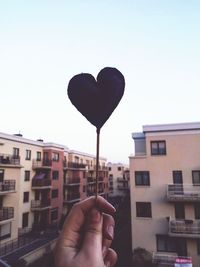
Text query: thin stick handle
95 128 100 199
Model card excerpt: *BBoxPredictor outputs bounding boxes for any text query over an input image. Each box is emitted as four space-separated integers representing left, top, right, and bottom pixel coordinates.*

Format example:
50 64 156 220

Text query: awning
32 173 46 180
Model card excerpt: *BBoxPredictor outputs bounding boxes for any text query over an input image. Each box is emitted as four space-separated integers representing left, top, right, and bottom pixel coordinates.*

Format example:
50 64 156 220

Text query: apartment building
130 122 200 267
63 150 109 214
107 163 130 197
0 132 109 244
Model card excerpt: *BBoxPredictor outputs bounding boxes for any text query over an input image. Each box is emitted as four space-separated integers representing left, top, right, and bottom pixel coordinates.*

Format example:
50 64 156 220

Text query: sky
1 0 200 164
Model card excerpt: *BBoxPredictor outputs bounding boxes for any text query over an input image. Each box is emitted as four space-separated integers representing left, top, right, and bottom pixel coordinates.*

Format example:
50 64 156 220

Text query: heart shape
67 67 125 130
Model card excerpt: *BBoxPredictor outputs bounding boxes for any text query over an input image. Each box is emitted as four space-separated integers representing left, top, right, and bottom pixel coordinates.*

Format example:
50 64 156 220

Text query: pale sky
1 0 200 164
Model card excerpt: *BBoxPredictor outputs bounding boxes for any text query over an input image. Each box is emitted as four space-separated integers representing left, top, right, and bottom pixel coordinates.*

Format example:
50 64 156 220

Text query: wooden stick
95 128 100 199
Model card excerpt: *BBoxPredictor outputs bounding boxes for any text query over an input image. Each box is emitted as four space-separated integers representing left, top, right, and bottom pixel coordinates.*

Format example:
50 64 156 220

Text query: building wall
130 125 200 267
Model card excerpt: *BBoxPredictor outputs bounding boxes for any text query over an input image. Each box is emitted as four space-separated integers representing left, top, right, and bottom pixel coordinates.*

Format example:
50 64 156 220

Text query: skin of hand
54 196 117 267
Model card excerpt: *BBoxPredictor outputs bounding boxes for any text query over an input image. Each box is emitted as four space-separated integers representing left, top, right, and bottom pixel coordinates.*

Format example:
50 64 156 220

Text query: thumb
82 208 103 255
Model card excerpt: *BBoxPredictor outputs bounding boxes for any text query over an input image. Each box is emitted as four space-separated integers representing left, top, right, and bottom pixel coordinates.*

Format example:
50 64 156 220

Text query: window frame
192 170 200 185
25 150 31 160
135 171 150 186
51 189 58 198
151 140 166 155
23 191 29 203
52 170 59 180
22 212 29 228
24 170 30 181
136 202 152 218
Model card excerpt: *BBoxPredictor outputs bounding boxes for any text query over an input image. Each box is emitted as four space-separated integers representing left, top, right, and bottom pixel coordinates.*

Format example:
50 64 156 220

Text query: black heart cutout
67 67 125 130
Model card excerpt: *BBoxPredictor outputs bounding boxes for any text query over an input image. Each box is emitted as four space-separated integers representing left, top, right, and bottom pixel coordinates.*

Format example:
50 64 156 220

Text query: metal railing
167 184 200 201
0 180 15 192
31 200 51 209
64 193 80 202
0 208 14 222
63 162 86 169
0 154 20 165
64 177 80 185
169 217 200 236
32 179 51 187
32 159 52 168
152 252 178 266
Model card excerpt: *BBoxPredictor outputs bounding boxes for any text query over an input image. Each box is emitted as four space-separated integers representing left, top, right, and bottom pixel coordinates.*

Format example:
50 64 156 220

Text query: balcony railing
0 207 14 222
63 162 86 169
64 193 80 203
0 154 20 166
64 177 80 186
167 184 200 202
169 218 200 237
0 180 15 193
32 179 51 188
87 177 95 183
152 253 192 267
31 200 51 210
32 159 52 169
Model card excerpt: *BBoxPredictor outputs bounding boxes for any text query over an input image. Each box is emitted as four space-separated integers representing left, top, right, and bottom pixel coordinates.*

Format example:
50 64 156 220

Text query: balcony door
175 203 185 219
0 170 4 182
173 171 183 195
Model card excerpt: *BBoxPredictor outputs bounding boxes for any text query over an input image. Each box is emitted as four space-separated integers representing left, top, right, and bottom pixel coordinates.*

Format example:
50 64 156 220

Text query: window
52 171 59 180
0 169 4 182
24 171 30 181
157 235 177 252
108 167 112 171
136 202 152 218
173 171 183 184
52 152 59 162
83 185 86 192
0 223 11 241
175 203 185 219
13 147 19 158
36 151 41 161
118 167 121 171
151 141 166 155
197 240 200 255
23 192 29 203
194 203 200 219
192 171 200 185
157 235 187 255
51 189 58 198
135 171 150 186
25 150 31 160
51 208 58 221
22 212 29 228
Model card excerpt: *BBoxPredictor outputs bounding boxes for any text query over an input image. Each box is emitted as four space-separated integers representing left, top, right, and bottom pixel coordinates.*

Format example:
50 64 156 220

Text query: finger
103 213 115 240
59 197 115 247
82 208 103 256
104 248 118 267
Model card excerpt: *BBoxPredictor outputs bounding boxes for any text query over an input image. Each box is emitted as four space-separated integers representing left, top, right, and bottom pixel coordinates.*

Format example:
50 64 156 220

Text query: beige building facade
0 132 109 245
130 122 200 267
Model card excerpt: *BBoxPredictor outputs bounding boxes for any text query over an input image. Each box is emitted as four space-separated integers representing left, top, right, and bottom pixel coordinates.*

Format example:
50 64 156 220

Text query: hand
54 196 117 267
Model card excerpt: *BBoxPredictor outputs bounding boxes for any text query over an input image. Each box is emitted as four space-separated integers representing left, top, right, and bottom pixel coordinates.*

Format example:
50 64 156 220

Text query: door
173 171 183 195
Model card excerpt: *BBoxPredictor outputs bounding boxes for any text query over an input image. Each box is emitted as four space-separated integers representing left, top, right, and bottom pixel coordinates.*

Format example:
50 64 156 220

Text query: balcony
63 162 86 170
31 200 51 211
167 184 200 202
64 177 80 186
0 154 21 167
32 178 51 189
32 159 52 169
0 180 15 194
87 177 95 184
0 207 14 225
63 193 80 203
169 218 200 238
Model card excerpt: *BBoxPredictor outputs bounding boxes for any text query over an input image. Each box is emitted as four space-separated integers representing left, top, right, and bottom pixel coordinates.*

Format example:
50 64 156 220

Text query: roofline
143 122 200 133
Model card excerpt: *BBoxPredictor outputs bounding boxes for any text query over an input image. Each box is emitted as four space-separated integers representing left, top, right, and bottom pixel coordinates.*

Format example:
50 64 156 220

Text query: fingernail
107 225 114 240
102 246 107 257
90 208 101 223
